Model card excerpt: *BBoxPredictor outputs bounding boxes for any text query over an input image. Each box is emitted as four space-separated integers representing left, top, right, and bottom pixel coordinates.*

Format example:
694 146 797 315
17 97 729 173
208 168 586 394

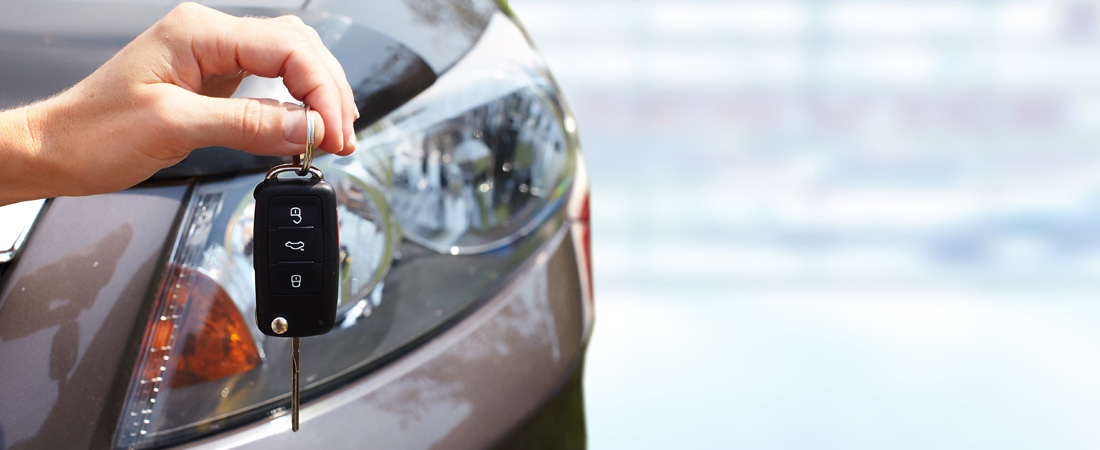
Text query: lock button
269 263 324 295
268 195 323 228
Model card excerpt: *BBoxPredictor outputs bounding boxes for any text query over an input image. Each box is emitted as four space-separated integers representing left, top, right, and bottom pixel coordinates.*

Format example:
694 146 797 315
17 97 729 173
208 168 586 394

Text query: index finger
178 8 350 153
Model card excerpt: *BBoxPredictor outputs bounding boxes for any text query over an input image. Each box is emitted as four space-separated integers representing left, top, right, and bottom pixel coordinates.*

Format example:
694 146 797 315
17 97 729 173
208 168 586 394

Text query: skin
0 2 358 206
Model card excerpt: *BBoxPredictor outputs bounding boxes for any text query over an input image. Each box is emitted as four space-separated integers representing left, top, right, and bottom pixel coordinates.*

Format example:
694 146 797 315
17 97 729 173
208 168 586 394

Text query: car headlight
114 12 578 449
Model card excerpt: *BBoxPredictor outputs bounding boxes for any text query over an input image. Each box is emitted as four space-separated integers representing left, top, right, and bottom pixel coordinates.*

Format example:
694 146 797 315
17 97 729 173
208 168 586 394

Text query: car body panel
0 184 190 450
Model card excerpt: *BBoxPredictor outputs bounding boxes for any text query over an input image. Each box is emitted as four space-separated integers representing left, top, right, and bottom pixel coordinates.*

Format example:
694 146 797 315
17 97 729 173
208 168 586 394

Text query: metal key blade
292 337 300 432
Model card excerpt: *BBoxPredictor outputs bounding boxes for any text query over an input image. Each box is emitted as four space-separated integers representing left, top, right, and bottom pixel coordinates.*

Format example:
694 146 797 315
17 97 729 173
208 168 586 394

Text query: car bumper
179 221 588 449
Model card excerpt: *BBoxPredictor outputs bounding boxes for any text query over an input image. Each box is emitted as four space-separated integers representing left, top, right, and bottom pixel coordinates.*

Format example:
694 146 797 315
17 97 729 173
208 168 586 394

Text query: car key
253 107 339 432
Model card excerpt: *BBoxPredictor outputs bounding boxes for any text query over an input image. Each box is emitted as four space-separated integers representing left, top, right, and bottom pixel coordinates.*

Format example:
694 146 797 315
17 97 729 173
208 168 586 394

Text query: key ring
266 105 323 180
291 105 315 176
266 164 324 180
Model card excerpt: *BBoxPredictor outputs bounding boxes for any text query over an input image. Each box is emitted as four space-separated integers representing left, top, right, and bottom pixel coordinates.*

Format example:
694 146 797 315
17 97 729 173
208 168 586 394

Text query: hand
0 2 357 205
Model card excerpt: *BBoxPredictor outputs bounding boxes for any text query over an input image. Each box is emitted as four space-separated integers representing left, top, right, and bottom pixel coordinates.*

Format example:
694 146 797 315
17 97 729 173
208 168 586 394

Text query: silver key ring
266 163 324 180
291 105 315 176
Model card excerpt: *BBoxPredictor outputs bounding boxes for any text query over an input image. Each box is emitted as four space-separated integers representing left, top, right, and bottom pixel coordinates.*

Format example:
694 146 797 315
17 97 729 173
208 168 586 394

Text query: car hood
0 0 498 177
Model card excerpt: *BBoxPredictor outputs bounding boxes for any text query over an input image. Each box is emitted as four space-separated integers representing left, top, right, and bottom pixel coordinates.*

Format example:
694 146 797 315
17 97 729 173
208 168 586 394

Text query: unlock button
269 263 323 295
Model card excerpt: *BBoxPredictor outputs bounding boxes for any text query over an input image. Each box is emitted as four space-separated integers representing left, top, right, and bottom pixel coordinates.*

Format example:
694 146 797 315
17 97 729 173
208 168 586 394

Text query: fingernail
345 135 357 153
354 105 361 120
283 105 321 145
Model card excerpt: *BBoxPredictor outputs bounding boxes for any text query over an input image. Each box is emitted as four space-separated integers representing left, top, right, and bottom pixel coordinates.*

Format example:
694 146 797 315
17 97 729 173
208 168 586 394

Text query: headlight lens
343 13 572 255
385 87 570 254
115 12 575 449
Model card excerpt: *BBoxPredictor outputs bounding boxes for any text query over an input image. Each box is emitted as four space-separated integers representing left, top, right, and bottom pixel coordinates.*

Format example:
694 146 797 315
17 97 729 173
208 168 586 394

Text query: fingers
176 92 326 157
223 19 349 154
163 3 355 154
269 15 358 154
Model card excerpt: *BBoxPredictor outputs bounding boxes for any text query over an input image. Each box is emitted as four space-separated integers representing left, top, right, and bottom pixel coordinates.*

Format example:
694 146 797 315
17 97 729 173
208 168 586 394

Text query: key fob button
269 195 323 228
269 263 324 295
268 228 324 263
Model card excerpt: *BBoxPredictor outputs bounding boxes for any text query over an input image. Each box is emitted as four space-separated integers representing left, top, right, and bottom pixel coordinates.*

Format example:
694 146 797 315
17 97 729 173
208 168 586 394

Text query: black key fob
253 170 339 337
254 106 334 432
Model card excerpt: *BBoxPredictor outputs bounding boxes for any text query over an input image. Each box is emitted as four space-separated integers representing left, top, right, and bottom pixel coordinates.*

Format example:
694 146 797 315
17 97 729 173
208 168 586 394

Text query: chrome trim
0 199 45 263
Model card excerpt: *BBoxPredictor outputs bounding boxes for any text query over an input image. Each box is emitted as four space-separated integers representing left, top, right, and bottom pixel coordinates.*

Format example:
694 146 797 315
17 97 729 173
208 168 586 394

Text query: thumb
183 96 325 156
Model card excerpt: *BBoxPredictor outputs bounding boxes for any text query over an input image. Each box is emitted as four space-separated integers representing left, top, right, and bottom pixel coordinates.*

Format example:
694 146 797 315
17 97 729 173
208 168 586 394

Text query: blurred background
508 0 1100 448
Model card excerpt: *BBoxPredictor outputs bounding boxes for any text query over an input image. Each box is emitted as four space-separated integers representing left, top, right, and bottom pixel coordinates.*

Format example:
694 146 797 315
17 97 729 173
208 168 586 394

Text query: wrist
0 101 62 205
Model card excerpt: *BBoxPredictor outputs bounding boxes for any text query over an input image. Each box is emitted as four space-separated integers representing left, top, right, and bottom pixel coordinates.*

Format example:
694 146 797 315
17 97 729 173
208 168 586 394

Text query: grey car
0 1 592 449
